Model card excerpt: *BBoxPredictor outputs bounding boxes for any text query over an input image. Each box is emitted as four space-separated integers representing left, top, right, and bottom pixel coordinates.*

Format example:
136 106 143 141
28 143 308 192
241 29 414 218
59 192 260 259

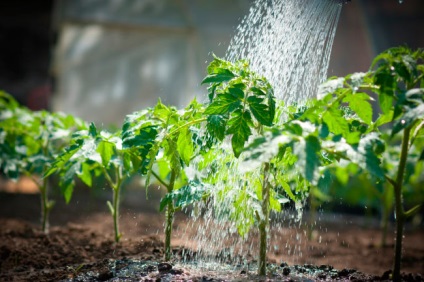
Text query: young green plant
0 91 86 233
121 98 206 260
201 56 279 275
45 123 138 242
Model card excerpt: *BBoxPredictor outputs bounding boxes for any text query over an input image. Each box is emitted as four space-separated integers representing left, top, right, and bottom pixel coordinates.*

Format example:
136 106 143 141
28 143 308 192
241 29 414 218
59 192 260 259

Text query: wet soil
0 183 423 281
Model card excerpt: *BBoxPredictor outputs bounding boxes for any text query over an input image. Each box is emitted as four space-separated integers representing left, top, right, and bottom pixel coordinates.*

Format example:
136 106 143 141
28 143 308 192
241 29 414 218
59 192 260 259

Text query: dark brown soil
0 182 423 281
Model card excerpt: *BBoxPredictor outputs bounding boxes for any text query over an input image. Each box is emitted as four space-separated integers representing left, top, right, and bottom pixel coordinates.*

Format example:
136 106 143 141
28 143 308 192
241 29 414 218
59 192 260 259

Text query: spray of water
226 0 341 106
181 0 343 269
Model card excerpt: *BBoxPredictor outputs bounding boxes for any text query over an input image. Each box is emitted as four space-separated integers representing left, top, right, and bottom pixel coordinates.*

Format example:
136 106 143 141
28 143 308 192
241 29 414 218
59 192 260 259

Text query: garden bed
0 190 423 281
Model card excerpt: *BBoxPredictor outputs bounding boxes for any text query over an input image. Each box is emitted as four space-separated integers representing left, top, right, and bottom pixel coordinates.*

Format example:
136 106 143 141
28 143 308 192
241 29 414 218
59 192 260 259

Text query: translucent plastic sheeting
52 0 252 125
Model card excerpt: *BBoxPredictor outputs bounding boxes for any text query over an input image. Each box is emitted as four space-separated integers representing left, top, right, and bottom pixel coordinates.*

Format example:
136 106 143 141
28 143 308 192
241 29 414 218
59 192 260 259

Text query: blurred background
0 0 423 125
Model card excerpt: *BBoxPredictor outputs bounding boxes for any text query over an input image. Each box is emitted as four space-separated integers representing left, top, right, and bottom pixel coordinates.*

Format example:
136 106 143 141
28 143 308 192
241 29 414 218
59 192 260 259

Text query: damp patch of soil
0 189 423 281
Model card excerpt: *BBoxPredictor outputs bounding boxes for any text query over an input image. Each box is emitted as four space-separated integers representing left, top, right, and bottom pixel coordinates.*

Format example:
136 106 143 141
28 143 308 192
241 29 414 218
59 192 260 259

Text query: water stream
182 0 343 268
226 0 341 106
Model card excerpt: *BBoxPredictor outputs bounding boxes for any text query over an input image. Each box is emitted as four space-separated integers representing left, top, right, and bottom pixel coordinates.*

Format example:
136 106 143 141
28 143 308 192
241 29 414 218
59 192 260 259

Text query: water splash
183 0 343 266
226 0 341 107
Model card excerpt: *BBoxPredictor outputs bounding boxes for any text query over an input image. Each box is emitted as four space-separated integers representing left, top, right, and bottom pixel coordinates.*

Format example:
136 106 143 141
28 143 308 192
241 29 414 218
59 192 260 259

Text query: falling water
182 0 343 269
226 0 341 106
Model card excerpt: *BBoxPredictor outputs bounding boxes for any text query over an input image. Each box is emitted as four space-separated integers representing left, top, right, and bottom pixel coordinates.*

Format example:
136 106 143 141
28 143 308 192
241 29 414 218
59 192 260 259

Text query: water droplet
399 0 403 3
401 120 406 124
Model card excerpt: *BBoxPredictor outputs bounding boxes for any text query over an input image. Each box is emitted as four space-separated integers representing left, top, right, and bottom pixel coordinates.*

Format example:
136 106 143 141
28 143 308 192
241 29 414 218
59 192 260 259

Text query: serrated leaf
159 181 207 212
343 93 373 124
228 87 244 99
375 110 394 127
164 139 181 171
322 108 349 136
248 98 273 126
204 93 240 115
177 128 194 166
206 115 227 141
201 72 235 84
227 111 252 157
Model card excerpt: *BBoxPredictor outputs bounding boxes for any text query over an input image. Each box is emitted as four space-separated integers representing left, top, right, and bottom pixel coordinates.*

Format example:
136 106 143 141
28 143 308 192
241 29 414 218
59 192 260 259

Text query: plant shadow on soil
0 181 423 281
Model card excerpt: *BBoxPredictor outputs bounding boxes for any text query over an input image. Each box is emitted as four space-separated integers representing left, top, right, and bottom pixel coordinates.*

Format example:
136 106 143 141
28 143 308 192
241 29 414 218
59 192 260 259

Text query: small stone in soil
338 268 356 277
169 268 184 275
283 267 291 275
145 264 156 272
158 262 173 272
280 262 288 267
98 270 114 281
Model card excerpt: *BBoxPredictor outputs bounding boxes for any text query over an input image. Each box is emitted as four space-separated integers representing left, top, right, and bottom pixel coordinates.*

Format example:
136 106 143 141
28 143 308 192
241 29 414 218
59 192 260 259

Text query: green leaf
97 140 114 167
350 133 385 179
89 122 97 137
61 181 74 204
227 111 252 157
248 97 273 126
204 93 241 115
343 93 373 125
201 72 235 84
304 136 321 182
206 115 227 141
77 162 92 187
375 110 394 127
159 181 208 212
280 180 296 201
228 87 244 99
379 93 395 116
164 139 181 171
322 108 349 136
177 128 194 166
392 104 424 136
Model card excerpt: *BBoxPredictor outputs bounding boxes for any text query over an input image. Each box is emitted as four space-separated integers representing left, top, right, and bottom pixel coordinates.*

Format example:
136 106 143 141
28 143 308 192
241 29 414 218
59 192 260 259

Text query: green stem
308 189 317 241
258 162 270 276
151 170 170 189
112 184 121 243
392 127 411 282
164 169 177 261
39 175 50 233
166 117 207 138
105 166 124 243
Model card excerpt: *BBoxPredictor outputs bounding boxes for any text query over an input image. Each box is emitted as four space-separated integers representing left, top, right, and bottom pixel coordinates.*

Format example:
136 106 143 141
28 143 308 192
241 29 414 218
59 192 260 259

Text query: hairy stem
258 162 270 276
392 127 410 281
164 169 177 261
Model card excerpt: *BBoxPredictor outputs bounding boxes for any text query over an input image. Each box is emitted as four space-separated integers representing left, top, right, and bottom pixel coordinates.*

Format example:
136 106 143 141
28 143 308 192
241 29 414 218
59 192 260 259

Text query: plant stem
308 189 317 241
258 162 270 276
112 185 121 243
105 166 124 243
164 169 177 261
392 127 411 282
39 175 50 233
